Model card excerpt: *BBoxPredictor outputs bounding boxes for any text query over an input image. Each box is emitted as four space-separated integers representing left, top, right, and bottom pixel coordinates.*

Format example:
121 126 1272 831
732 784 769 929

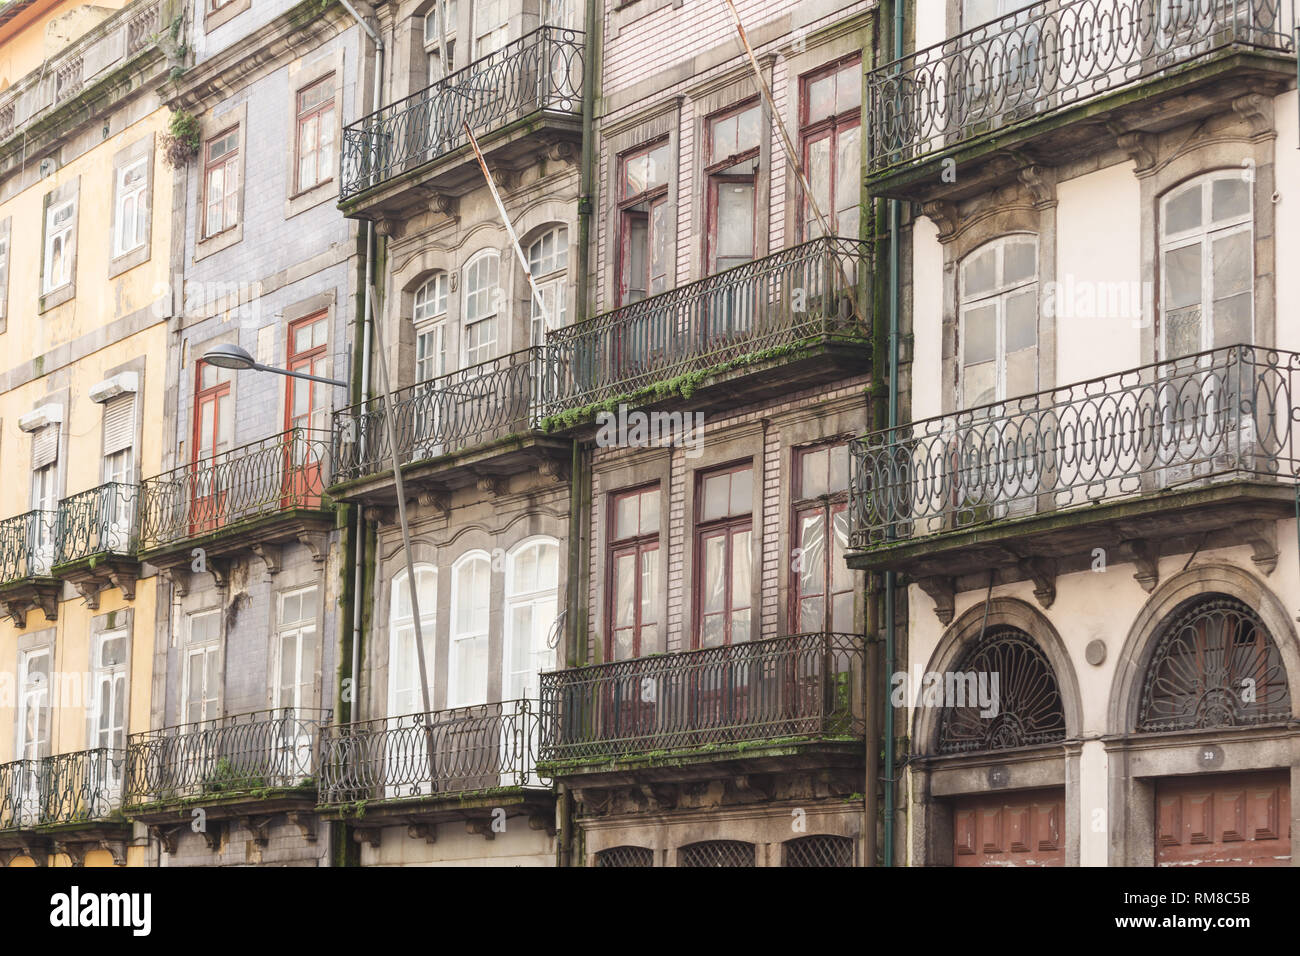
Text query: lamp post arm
255 363 349 389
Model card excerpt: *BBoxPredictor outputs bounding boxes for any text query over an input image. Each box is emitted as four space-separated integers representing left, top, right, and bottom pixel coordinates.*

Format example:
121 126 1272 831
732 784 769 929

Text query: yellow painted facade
0 0 169 867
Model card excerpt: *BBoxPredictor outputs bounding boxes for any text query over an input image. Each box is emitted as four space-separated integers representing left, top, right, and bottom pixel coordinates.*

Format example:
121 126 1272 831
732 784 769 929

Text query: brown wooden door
1156 771 1291 867
952 788 1065 867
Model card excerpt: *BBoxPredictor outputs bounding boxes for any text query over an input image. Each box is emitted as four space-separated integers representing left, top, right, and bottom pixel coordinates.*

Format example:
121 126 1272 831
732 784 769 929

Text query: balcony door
17 646 50 822
101 393 137 551
504 537 558 786
274 586 319 785
181 610 221 796
387 567 436 798
285 314 329 507
704 103 761 348
29 453 58 576
191 361 232 535
90 629 128 804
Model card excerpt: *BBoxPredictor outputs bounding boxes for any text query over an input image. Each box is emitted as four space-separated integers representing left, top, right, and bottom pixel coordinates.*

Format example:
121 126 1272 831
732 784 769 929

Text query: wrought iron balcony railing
543 237 869 417
55 482 140 566
0 510 60 585
539 632 866 764
340 25 584 199
138 427 331 551
868 0 1297 173
849 344 1300 550
317 699 543 805
0 760 39 830
125 708 331 807
332 347 547 484
38 748 126 826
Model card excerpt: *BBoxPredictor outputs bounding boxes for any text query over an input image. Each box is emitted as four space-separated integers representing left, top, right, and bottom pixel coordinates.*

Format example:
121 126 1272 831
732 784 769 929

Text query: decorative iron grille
1138 596 1291 731
936 628 1066 754
341 26 584 199
38 748 126 825
332 347 547 483
868 0 1297 173
317 700 544 804
850 345 1300 550
0 510 60 585
138 427 332 550
543 237 869 416
55 482 139 565
539 632 865 763
0 760 39 830
784 834 854 867
679 840 756 867
124 708 331 807
596 845 654 867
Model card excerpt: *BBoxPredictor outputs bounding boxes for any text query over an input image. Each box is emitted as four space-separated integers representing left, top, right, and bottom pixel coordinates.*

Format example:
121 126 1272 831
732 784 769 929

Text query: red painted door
191 362 232 534
953 788 1066 867
1156 771 1291 867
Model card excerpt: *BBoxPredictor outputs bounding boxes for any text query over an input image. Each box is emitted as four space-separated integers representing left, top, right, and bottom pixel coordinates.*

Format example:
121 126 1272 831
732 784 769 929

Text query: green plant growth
202 758 266 794
161 110 201 169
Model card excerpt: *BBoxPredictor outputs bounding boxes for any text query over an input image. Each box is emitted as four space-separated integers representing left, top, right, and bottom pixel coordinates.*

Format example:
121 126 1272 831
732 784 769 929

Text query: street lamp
201 343 348 389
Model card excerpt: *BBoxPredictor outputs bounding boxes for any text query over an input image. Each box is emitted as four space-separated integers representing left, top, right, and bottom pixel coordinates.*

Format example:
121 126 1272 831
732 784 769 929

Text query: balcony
330 347 568 501
316 700 552 833
867 0 1297 201
848 345 1300 615
538 632 866 783
339 25 584 217
0 750 128 859
0 510 60 627
124 708 331 823
138 427 334 579
542 238 871 429
52 482 140 608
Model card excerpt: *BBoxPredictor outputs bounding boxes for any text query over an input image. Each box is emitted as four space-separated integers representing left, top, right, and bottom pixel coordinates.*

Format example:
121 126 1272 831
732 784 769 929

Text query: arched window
449 551 491 708
413 272 449 383
596 846 653 867
784 834 853 867
1159 172 1253 359
505 537 559 700
389 566 437 717
527 226 568 344
1137 595 1290 732
936 627 1066 754
463 250 501 366
679 840 755 867
958 235 1038 409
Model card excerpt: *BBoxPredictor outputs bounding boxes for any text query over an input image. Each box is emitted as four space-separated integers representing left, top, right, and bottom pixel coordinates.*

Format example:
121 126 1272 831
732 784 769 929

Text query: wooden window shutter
102 393 136 455
31 424 59 469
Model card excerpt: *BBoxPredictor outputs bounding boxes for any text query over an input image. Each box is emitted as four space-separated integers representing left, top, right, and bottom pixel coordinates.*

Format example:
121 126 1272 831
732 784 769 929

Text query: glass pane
615 495 638 539
641 547 659 625
715 181 755 263
808 73 835 122
702 535 726 613
702 473 729 521
1005 346 1038 398
1004 240 1036 283
1213 292 1252 349
1211 178 1250 221
639 489 659 535
800 448 828 498
799 512 825 595
615 553 636 627
1164 242 1202 310
730 608 751 645
730 529 751 609
829 444 849 493
1165 184 1202 234
963 304 997 365
736 105 760 152
806 137 831 238
729 468 752 516
964 361 995 408
800 596 824 632
650 200 668 295
837 62 862 113
1211 231 1251 298
963 246 996 296
832 590 854 632
1005 288 1037 353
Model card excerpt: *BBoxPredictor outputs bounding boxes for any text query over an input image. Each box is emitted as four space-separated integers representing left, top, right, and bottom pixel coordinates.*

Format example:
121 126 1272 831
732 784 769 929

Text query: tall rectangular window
449 554 491 708
608 486 660 660
792 444 854 633
203 128 240 238
414 273 450 382
705 102 760 274
102 393 136 485
43 198 76 293
695 464 753 648
528 226 568 344
296 76 336 193
0 223 9 327
286 314 330 433
113 158 149 257
276 587 318 712
92 629 128 754
30 423 59 575
617 141 670 305
184 610 221 725
424 0 458 84
959 236 1039 408
463 251 500 366
800 58 861 241
18 647 51 760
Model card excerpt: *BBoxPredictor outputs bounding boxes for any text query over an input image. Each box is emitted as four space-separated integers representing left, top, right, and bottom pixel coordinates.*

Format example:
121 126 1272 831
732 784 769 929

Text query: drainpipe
882 0 904 868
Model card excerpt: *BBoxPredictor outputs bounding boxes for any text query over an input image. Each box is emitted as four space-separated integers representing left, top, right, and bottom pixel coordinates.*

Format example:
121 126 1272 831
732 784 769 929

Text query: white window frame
448 550 491 709
528 226 569 345
414 272 450 383
423 0 458 84
43 199 75 294
113 158 149 258
182 609 222 726
503 536 559 702
17 646 51 761
957 234 1040 410
91 628 129 754
274 586 319 713
387 566 437 718
462 249 501 367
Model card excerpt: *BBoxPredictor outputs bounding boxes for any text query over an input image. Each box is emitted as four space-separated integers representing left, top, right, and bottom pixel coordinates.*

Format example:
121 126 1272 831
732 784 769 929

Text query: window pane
808 73 835 122
1005 345 1038 397
702 473 729 521
730 529 751 609
615 553 636 627
800 448 828 498
1211 230 1251 299
963 247 996 296
829 444 849 493
963 304 996 365
1211 178 1250 221
729 468 752 516
639 489 659 535
1164 242 1202 310
964 361 995 408
615 494 638 539
1004 240 1036 283
1005 288 1037 353
799 512 825 596
702 535 726 613
1165 184 1202 234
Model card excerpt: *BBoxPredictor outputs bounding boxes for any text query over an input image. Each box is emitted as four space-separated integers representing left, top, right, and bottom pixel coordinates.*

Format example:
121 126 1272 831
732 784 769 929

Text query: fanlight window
1137 596 1291 732
935 628 1066 754
784 834 853 867
679 840 755 867
595 845 653 867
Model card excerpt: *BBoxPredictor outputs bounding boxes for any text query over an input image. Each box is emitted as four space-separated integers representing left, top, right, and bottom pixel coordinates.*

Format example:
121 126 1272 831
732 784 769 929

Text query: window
792 444 854 633
91 629 128 755
473 0 509 58
295 76 336 193
528 226 569 344
30 424 59 575
388 567 436 716
463 250 501 366
617 141 671 304
542 0 575 27
184 610 222 725
286 314 330 433
18 647 51 761
679 840 756 867
959 235 1038 408
203 128 240 238
43 198 76 294
800 58 861 240
101 393 136 485
0 221 10 326
706 102 760 273
275 587 318 712
414 273 450 382
695 464 753 648
608 486 661 660
194 360 233 461
113 158 148 257
784 834 854 867
423 1 458 84
449 552 491 708
1159 173 1253 358
505 538 559 700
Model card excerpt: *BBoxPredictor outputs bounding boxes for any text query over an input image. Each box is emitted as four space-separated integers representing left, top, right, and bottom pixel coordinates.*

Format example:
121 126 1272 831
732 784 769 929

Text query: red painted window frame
789 442 853 633
294 75 336 194
798 55 862 242
606 484 661 661
692 461 754 649
616 140 670 307
202 126 240 239
704 99 761 275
